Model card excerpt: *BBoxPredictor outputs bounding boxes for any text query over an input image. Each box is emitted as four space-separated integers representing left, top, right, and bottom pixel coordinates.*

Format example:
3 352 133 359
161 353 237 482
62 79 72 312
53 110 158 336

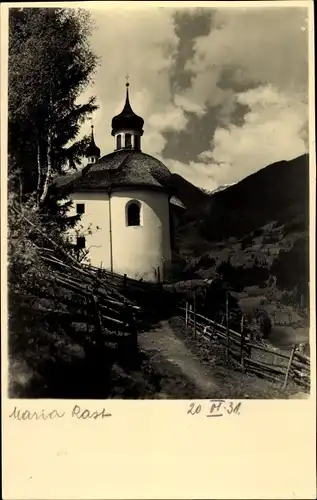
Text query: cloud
211 85 307 176
169 84 308 190
165 6 309 189
173 94 206 116
76 6 309 191
148 103 187 133
78 7 189 157
184 7 308 109
167 157 220 192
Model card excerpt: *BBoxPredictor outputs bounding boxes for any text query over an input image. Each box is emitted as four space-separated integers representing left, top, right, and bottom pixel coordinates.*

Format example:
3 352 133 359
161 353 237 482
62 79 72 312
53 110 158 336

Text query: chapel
57 82 185 282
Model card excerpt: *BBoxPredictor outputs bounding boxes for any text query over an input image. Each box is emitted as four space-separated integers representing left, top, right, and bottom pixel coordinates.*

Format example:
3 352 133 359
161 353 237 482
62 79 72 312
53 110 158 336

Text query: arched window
125 133 132 149
126 201 141 226
116 134 122 150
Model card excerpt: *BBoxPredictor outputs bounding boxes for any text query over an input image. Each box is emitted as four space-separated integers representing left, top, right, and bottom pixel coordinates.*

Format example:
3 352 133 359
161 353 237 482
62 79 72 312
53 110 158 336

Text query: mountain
168 173 210 210
178 154 309 241
172 154 309 299
201 183 236 196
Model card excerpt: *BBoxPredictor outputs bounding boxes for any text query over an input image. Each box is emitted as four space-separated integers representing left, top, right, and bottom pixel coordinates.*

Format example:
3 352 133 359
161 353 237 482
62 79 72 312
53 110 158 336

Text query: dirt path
138 319 305 399
138 320 217 396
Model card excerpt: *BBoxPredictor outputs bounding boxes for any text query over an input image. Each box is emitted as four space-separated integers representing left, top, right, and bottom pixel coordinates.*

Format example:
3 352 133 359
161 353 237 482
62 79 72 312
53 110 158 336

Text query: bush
252 228 264 238
241 235 253 250
228 237 237 245
280 291 293 306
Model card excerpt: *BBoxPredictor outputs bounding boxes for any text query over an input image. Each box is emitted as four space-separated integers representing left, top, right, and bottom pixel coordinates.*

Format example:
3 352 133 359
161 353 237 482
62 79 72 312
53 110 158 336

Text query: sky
79 4 309 191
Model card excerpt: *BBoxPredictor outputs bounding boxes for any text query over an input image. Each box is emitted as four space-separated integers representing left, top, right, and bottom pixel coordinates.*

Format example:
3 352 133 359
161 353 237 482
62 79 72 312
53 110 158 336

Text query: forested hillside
171 154 309 301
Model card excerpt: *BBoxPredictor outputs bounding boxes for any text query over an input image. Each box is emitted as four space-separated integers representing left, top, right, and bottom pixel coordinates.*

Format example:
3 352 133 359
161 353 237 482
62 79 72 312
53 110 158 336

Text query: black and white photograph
4 2 313 401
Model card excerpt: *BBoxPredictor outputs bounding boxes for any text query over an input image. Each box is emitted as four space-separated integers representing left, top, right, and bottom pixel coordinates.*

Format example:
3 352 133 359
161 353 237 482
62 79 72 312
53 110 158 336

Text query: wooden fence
37 250 178 345
11 203 143 356
37 250 144 357
82 263 164 296
179 302 310 392
79 263 180 325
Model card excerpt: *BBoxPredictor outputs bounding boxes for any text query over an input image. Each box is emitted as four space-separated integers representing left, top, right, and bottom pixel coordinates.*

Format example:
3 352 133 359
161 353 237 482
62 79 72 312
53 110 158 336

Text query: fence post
157 266 161 283
86 285 90 334
185 301 189 327
300 294 304 314
282 344 297 390
226 290 229 362
91 293 103 337
123 273 127 288
91 271 103 337
240 314 245 368
193 291 197 340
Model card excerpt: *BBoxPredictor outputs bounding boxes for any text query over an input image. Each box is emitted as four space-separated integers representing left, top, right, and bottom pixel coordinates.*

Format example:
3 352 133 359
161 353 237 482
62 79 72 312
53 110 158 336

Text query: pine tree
8 6 100 312
8 7 99 205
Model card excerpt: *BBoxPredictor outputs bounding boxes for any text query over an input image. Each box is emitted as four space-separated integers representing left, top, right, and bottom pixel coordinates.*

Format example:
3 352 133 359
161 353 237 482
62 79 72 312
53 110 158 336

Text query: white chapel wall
68 188 172 281
68 191 111 269
110 189 172 281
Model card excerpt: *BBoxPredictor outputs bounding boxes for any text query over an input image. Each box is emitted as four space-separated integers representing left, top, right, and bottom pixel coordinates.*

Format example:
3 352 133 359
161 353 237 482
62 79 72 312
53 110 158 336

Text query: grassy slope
171 154 310 349
173 154 309 290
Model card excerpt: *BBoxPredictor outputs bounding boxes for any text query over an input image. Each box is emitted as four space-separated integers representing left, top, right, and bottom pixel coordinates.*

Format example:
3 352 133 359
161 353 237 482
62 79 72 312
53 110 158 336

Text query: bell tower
111 80 144 152
85 124 101 164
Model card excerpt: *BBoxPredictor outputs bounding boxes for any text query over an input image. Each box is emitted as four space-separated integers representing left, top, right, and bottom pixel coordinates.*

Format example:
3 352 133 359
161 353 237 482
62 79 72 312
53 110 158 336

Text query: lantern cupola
86 125 100 164
111 81 144 151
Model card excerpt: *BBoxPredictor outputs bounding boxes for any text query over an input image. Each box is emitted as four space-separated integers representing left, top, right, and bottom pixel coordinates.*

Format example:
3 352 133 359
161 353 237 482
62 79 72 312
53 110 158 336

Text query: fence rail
179 303 310 392
39 255 140 349
22 236 145 358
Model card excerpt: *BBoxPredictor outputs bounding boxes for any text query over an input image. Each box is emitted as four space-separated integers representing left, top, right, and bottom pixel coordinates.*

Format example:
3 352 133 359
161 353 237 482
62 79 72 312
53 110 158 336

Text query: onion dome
85 125 100 160
111 83 144 136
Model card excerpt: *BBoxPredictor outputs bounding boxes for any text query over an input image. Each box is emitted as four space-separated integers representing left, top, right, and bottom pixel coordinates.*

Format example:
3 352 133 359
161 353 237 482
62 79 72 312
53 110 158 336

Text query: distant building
55 83 185 282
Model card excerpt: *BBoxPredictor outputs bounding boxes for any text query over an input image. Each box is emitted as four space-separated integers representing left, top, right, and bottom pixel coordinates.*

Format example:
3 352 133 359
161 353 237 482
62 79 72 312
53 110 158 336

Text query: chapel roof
53 152 186 209
70 150 171 192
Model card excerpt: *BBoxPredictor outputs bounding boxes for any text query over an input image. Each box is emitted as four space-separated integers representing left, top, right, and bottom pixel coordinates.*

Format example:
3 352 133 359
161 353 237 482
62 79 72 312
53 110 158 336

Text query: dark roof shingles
69 150 172 191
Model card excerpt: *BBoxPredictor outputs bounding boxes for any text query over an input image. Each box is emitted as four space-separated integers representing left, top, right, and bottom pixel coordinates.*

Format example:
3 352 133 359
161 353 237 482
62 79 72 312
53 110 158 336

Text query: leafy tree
8 8 100 394
8 7 99 205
